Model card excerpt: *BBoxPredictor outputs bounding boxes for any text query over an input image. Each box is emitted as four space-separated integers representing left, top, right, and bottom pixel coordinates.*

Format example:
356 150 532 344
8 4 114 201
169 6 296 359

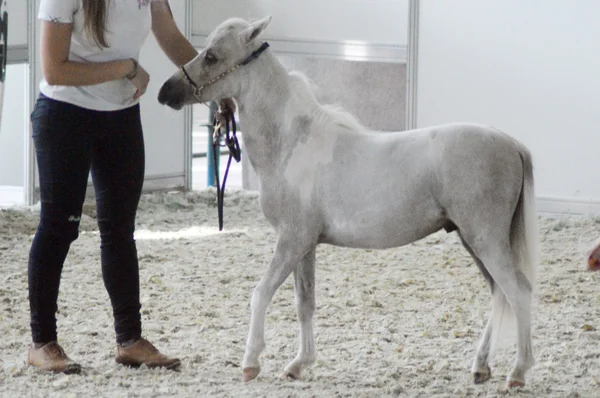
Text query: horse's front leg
281 248 316 380
242 234 316 382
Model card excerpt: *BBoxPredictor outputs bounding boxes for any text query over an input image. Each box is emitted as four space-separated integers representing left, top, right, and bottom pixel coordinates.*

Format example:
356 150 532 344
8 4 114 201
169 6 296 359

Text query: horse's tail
510 146 539 293
490 144 539 351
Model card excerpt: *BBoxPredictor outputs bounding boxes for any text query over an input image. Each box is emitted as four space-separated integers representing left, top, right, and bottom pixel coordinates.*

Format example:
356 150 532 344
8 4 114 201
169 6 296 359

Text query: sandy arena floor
1 189 600 397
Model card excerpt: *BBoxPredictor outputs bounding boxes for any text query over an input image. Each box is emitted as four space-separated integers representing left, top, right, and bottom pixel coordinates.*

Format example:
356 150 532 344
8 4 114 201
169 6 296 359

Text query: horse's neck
236 53 291 177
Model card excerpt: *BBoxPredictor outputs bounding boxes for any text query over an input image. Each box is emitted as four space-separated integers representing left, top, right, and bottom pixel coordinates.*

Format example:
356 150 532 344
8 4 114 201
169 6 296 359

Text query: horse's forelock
206 18 250 46
219 18 252 36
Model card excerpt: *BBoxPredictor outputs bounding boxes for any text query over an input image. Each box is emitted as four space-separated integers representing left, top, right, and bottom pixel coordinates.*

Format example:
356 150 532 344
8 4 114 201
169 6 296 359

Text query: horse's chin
157 94 186 110
168 101 186 111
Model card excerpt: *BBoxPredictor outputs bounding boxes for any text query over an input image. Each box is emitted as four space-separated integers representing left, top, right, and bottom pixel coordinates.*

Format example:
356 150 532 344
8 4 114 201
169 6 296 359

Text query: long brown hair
82 0 109 48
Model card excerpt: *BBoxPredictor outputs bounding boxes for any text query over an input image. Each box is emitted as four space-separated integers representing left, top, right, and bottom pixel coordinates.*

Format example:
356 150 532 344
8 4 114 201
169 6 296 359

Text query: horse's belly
320 210 446 250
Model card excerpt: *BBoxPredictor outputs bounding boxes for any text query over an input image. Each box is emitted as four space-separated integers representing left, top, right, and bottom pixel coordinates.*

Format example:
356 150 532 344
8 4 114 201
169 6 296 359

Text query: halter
179 42 270 100
180 42 269 230
211 113 241 231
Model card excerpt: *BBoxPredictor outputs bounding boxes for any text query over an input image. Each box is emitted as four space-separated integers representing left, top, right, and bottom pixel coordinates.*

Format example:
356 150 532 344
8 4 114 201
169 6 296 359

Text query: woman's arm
151 2 235 113
40 21 136 86
151 1 198 66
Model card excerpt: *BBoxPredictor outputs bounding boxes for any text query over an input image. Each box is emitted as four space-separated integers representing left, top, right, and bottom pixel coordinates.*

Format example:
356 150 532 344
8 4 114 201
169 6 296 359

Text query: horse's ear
240 15 272 44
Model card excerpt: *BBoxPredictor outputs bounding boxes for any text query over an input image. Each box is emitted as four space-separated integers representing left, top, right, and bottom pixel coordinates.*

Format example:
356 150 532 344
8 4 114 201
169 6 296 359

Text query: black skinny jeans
29 94 145 344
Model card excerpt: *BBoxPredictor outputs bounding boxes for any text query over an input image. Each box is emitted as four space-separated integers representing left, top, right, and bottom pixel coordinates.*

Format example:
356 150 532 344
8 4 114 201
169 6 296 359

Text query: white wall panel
193 0 407 44
0 64 27 187
138 1 188 181
6 0 28 46
192 0 408 62
414 0 600 214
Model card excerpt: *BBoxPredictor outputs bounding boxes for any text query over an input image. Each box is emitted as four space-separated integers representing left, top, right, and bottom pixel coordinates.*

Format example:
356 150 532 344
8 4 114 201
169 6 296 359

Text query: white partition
0 0 30 206
412 0 600 215
5 0 29 63
23 0 191 205
191 1 409 190
137 1 190 188
0 64 27 206
6 0 28 46
191 0 408 62
193 0 406 43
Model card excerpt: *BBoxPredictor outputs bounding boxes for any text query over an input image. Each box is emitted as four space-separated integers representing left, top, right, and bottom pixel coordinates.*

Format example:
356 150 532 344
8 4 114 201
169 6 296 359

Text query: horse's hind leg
462 234 534 388
459 234 494 384
242 233 316 382
500 274 534 388
281 248 317 380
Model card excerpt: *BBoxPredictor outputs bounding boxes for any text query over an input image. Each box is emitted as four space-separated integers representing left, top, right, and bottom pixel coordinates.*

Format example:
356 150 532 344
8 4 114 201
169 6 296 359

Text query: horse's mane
288 70 365 132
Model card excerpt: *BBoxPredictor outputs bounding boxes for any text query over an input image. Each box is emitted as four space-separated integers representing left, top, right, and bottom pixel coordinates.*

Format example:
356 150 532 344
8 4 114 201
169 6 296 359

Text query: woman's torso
38 0 153 111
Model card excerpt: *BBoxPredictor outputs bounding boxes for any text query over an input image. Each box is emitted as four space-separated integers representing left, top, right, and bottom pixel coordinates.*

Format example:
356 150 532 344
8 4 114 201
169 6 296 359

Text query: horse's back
403 122 514 145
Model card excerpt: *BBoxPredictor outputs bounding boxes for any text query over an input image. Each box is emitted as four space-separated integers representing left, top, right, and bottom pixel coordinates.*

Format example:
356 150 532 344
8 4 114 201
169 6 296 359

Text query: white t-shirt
38 0 153 111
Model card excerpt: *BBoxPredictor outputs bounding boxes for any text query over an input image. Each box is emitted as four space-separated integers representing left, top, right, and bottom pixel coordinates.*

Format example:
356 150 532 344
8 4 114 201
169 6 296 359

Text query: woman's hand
129 63 150 100
216 98 237 123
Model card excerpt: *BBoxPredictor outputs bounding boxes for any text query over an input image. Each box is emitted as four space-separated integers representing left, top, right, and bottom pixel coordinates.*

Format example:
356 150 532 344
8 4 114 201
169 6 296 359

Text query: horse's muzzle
158 77 185 110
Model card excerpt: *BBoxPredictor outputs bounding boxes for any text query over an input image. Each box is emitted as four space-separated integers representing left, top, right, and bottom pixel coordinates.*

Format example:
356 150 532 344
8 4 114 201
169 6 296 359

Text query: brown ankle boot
27 342 82 374
115 338 180 370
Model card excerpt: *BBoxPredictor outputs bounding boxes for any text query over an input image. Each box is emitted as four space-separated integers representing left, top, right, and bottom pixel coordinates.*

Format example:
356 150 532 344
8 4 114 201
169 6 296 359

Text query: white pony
158 16 539 388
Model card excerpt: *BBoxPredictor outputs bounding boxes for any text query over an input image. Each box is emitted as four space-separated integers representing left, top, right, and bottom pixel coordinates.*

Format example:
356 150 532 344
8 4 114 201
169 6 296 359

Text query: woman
28 0 211 374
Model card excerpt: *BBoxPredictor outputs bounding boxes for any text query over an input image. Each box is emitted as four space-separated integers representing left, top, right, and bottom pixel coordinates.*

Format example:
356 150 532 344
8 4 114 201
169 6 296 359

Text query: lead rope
212 112 242 231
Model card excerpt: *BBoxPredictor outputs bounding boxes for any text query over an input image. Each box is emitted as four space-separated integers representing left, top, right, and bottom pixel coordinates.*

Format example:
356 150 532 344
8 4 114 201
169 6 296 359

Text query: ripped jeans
28 94 145 344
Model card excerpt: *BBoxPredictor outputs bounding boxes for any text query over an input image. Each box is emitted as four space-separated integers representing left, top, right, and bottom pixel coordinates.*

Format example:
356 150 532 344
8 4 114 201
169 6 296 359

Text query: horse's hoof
280 370 300 380
506 379 525 389
242 367 260 382
472 364 491 384
473 371 491 384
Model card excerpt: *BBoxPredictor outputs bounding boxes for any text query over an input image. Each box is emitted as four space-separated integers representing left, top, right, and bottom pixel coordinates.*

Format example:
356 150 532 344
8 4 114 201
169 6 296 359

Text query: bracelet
126 58 138 80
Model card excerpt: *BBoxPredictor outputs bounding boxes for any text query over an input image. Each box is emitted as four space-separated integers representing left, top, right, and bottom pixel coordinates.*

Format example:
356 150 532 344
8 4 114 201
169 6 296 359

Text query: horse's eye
205 51 218 64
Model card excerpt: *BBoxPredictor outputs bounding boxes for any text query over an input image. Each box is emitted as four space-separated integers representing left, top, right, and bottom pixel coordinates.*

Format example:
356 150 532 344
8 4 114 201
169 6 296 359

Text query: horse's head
158 16 272 110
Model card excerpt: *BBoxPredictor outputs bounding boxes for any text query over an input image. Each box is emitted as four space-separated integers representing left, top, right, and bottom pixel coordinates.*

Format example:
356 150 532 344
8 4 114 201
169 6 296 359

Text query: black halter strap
180 64 198 91
212 113 242 231
239 42 270 66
